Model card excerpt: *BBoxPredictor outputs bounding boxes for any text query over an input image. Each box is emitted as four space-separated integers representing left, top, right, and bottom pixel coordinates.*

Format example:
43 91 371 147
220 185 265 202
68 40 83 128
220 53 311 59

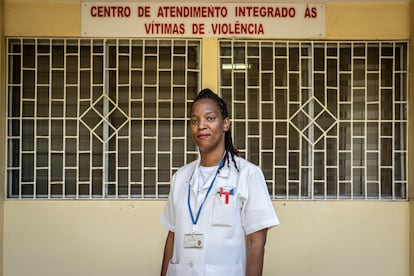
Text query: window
220 40 408 200
6 38 408 200
7 38 200 199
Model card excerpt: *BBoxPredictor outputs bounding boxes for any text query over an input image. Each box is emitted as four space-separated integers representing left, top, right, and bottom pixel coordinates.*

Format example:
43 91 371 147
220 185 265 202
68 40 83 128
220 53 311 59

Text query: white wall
2 201 409 276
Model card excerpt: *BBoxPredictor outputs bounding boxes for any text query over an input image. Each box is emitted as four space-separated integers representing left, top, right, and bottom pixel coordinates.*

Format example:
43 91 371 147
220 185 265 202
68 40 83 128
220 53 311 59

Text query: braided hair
192 88 239 171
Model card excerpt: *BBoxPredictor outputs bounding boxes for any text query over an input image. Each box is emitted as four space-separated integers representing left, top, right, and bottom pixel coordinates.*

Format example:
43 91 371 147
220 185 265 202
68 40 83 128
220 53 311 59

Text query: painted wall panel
1 1 412 276
3 1 410 39
4 1 80 36
326 2 409 39
408 2 414 276
2 201 409 276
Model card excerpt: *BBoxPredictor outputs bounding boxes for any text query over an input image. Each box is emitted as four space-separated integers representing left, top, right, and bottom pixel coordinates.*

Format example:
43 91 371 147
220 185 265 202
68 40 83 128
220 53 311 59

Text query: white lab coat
160 155 279 276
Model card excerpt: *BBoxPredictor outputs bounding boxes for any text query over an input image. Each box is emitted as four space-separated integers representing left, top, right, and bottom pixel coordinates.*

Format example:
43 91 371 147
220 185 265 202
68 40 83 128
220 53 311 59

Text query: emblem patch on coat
216 186 235 204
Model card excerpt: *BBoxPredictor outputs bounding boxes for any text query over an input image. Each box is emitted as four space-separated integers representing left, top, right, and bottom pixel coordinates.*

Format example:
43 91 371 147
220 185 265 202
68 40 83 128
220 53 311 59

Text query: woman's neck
199 149 225 167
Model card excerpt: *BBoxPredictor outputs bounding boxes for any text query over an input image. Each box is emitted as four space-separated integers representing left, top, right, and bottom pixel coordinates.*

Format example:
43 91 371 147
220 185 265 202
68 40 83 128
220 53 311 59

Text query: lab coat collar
189 158 232 193
188 159 200 189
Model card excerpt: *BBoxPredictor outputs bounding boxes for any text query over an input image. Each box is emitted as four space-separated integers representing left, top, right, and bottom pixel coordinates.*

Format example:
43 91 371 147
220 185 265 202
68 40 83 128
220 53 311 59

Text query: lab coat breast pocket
210 186 237 227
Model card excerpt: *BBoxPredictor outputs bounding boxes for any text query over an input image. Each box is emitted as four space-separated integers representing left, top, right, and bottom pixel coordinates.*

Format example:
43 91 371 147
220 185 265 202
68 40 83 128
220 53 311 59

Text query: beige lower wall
2 201 409 276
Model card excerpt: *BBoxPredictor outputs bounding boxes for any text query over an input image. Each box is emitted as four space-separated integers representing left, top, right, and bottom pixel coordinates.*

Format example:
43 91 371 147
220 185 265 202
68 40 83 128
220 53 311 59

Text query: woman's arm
246 228 268 276
160 231 175 276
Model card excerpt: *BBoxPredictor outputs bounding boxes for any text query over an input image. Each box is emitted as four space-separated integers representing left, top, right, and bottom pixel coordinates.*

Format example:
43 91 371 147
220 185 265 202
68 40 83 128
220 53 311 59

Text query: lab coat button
189 262 194 268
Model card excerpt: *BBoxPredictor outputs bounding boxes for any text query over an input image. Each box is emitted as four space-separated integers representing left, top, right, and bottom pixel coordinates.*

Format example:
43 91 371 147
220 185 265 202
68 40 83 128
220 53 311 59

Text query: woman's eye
191 119 198 124
207 117 216 121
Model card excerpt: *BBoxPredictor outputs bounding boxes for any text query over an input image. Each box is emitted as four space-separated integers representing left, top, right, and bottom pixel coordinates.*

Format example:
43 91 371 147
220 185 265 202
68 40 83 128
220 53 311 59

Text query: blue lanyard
187 157 225 226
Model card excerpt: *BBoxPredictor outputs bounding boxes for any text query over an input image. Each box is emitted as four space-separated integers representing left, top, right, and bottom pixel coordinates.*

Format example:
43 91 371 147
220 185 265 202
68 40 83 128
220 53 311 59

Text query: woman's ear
223 117 230 132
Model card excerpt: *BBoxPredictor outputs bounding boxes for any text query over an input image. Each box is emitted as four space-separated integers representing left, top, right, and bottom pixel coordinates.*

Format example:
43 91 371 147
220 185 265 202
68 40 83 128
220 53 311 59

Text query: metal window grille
219 40 408 200
6 38 200 199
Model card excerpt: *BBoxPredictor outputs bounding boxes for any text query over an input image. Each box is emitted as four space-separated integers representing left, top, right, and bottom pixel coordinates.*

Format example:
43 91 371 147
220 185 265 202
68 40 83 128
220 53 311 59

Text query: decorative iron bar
219 40 408 200
6 38 201 199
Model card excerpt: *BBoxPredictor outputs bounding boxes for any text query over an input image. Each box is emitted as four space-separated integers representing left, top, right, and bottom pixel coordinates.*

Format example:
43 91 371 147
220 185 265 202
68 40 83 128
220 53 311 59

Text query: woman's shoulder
233 155 261 172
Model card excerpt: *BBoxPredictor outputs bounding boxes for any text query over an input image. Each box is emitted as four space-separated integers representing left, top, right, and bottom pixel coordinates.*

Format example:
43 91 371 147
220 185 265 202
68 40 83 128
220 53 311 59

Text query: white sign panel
81 2 325 38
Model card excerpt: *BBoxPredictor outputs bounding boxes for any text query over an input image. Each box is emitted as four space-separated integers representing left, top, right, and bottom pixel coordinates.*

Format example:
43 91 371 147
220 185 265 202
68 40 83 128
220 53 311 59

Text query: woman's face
190 98 230 154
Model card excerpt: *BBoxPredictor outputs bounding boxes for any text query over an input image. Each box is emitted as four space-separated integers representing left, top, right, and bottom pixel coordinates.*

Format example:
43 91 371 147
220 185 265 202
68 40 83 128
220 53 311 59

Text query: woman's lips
197 133 210 139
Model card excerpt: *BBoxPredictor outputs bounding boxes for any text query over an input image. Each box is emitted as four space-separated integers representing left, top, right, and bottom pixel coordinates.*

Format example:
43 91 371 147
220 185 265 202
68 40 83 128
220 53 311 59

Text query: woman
160 88 279 276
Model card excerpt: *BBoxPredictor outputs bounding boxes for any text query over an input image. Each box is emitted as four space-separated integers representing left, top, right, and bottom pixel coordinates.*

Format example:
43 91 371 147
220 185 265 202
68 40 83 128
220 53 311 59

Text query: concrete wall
1 0 5 275
1 201 409 276
1 1 412 276
409 1 414 276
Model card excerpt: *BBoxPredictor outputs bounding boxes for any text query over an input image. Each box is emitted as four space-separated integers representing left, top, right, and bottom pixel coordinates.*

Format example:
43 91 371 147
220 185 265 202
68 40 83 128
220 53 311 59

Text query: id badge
184 233 204 248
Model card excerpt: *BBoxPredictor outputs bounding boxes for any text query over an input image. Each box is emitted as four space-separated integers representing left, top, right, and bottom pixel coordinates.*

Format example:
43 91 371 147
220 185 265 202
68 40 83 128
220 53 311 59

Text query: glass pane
275 58 287 86
158 154 171 182
367 152 378 181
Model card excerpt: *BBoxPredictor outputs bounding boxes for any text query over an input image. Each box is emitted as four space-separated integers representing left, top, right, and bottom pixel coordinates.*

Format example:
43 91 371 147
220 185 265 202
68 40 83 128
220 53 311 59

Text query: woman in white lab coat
160 88 279 276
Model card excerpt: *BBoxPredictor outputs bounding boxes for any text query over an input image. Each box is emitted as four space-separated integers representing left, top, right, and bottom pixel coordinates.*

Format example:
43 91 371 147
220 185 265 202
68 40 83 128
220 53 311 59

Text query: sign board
81 2 325 38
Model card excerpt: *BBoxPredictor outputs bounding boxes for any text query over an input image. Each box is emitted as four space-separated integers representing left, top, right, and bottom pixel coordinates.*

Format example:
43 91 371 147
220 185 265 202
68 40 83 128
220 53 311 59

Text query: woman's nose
198 119 207 129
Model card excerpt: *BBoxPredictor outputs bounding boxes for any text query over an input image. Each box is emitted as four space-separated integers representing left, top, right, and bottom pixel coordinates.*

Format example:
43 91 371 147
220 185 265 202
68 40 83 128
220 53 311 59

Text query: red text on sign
90 6 131 17
137 6 150 17
304 7 318 18
144 22 185 34
235 6 296 17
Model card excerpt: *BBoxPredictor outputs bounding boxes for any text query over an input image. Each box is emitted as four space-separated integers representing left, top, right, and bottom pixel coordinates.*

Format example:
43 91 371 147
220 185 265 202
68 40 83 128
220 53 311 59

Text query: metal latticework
219 40 408 200
6 38 408 200
7 38 200 199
